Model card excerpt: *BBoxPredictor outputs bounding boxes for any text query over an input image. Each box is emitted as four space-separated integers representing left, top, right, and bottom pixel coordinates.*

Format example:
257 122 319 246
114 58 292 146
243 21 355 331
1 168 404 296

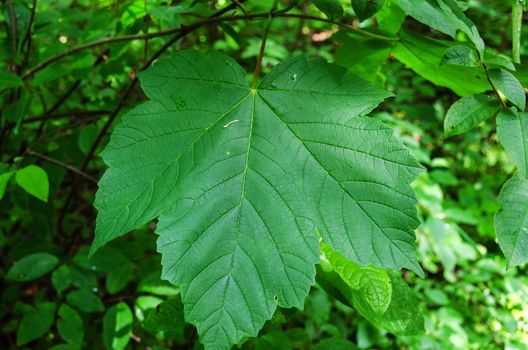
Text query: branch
2 110 109 132
21 0 37 69
7 0 17 73
26 150 98 183
21 11 396 80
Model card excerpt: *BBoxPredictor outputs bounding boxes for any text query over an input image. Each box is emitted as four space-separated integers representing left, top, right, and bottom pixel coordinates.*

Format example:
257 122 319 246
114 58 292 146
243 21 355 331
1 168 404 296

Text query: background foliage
1 0 527 349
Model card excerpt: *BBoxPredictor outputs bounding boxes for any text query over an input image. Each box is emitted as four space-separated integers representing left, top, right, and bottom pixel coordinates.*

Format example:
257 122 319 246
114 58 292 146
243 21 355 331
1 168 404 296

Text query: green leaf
17 302 56 346
437 0 485 54
0 169 14 200
311 0 343 20
353 271 424 335
396 0 456 37
321 243 424 335
375 0 405 34
57 304 84 346
392 30 490 96
137 272 179 296
351 0 384 21
335 32 396 85
52 265 73 294
489 68 526 110
15 165 50 202
497 109 528 176
0 71 24 89
94 51 423 349
106 263 134 294
144 298 185 338
103 302 133 350
66 289 105 313
495 176 528 267
313 338 359 350
440 45 478 67
443 94 501 136
78 125 99 154
6 252 59 282
322 242 392 313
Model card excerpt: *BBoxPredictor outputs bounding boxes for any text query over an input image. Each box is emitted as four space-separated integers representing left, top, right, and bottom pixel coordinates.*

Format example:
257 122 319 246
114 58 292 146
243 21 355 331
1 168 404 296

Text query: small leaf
495 176 528 267
17 302 56 346
103 302 133 350
351 0 384 21
322 242 392 313
52 265 73 294
314 338 359 350
137 272 179 296
67 289 105 313
0 71 24 89
15 165 50 202
0 169 14 200
440 45 478 67
486 55 516 71
352 271 424 335
106 263 134 294
375 0 405 34
444 94 500 136
6 252 59 282
144 298 185 338
497 109 528 176
489 68 526 110
393 30 490 96
57 304 84 346
320 243 424 335
78 125 99 154
396 0 456 37
437 0 485 55
311 0 343 20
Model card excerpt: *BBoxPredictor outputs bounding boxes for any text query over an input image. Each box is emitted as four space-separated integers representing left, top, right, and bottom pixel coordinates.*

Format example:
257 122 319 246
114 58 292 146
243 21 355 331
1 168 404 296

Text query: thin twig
26 150 98 183
21 11 396 80
482 62 508 108
21 0 37 69
7 0 18 73
25 110 110 125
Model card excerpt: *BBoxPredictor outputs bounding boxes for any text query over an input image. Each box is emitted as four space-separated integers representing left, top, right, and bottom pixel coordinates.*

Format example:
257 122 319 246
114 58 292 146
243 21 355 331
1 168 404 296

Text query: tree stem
512 0 523 64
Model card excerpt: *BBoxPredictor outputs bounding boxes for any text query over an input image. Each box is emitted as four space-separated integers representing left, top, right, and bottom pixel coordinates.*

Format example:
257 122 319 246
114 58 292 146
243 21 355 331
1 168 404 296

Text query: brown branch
26 150 98 183
252 2 278 88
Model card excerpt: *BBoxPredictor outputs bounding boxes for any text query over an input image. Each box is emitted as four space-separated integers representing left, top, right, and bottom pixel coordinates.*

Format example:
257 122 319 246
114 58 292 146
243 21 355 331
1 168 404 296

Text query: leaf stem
482 62 508 108
252 1 279 88
512 0 523 64
26 150 98 183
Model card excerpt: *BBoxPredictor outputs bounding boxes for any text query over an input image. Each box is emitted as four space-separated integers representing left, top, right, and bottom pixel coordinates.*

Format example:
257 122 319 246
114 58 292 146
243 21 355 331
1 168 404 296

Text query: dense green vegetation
1 0 527 349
